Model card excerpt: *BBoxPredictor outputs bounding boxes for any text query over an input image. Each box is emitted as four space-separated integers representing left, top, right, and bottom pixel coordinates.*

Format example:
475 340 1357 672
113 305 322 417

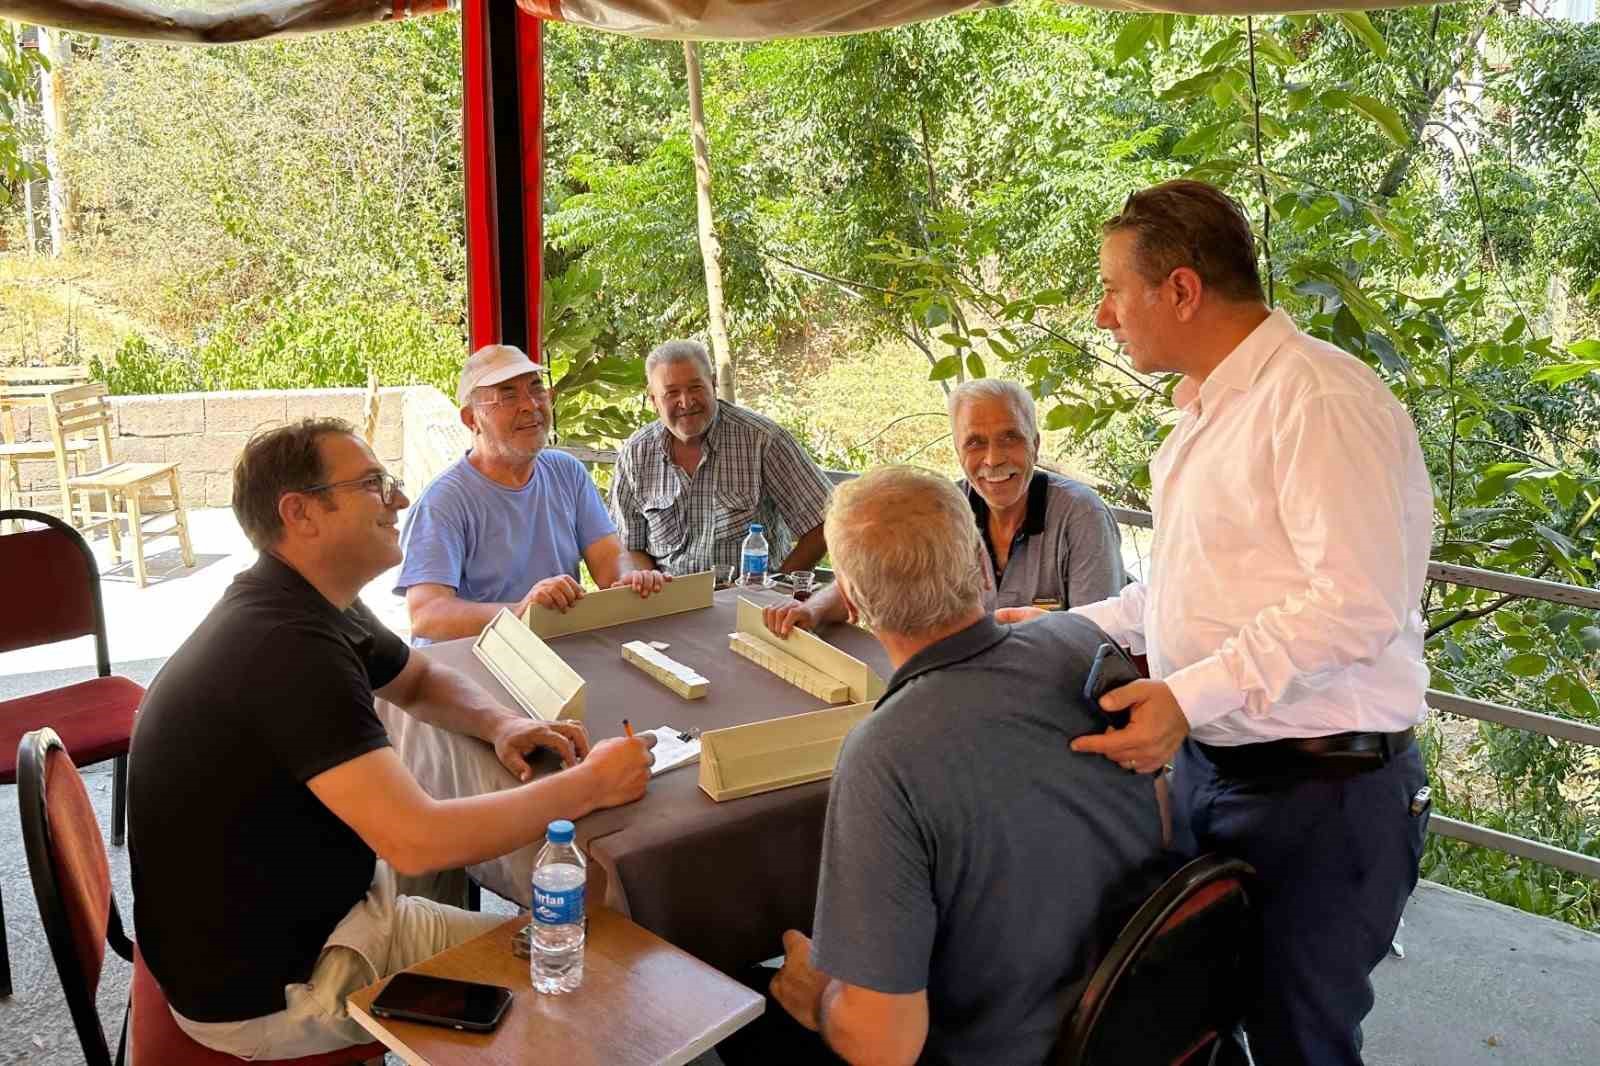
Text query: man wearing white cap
396 345 668 644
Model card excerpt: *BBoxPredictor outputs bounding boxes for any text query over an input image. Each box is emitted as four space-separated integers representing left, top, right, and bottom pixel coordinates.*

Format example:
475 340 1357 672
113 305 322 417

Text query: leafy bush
94 294 462 396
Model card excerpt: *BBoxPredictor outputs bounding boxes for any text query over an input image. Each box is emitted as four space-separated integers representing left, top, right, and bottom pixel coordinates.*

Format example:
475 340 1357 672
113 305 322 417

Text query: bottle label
742 552 767 578
533 881 585 926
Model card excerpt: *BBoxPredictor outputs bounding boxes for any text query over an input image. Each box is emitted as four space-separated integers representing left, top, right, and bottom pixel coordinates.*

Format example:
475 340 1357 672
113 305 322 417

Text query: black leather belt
1195 728 1415 781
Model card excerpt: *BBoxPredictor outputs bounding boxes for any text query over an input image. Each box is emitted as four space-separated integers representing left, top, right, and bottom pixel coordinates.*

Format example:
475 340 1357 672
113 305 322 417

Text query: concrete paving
2 508 1595 1064
1366 882 1599 1064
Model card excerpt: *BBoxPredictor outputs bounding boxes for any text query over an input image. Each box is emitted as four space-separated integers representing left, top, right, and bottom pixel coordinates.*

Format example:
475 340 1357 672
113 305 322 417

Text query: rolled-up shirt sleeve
610 447 651 554
1164 394 1422 729
762 430 833 537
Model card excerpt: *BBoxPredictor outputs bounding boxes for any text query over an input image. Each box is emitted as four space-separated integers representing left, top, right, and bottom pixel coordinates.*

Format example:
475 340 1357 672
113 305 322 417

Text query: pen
623 718 635 739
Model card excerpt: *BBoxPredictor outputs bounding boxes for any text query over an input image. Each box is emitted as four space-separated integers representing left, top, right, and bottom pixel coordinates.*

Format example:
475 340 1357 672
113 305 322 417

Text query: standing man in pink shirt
1018 180 1434 1066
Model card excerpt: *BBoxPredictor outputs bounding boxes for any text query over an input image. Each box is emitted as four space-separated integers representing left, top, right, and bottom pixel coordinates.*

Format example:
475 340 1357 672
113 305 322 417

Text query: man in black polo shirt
130 418 655 1058
750 466 1163 1065
763 379 1121 637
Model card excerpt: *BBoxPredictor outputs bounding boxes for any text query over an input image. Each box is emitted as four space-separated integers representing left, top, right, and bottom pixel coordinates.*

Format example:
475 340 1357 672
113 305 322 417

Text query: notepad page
643 726 702 776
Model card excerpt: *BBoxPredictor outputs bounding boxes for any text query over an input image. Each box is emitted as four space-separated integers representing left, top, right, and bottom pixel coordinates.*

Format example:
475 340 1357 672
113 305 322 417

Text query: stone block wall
6 386 409 511
402 384 469 501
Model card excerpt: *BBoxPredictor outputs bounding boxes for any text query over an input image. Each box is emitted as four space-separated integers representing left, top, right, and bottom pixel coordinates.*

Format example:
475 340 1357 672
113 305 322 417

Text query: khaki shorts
172 865 504 1060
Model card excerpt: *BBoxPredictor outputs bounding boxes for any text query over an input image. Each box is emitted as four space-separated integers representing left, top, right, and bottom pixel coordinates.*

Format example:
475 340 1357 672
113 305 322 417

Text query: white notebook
641 726 702 777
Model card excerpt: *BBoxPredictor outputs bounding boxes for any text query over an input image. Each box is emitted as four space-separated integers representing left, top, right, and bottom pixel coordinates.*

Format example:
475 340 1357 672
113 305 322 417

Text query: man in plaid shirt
612 340 833 577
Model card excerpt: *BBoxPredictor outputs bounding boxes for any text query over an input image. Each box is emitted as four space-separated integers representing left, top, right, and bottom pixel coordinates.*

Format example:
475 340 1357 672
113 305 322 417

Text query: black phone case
370 977 514 1032
1083 643 1142 730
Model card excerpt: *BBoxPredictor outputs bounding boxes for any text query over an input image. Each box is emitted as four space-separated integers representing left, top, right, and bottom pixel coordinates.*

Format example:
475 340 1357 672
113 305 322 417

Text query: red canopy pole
461 1 543 360
462 0 500 352
517 10 543 364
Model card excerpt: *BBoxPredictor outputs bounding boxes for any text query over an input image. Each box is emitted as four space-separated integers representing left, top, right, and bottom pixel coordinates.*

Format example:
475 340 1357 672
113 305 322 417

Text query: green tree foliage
0 22 47 203
5 4 1598 923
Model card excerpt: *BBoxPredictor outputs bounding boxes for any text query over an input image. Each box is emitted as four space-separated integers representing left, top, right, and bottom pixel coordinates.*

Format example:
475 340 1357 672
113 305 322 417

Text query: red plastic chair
1 507 142 999
18 727 387 1066
1055 855 1261 1066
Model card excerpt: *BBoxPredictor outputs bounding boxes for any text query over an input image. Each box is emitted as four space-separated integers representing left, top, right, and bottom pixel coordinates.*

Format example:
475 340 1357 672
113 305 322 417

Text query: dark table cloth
376 586 891 974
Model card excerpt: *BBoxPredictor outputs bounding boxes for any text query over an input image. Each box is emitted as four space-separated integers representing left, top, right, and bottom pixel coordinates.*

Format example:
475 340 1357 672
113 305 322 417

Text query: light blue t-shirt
395 450 615 644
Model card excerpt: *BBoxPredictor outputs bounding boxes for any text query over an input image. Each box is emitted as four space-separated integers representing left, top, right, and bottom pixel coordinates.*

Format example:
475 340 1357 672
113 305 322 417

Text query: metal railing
559 448 1600 880
1110 507 1600 881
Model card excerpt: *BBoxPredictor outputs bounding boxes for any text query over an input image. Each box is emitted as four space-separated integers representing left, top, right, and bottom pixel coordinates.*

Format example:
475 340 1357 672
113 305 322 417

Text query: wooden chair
45 381 196 587
1055 855 1260 1066
0 509 143 999
17 727 386 1066
0 365 95 526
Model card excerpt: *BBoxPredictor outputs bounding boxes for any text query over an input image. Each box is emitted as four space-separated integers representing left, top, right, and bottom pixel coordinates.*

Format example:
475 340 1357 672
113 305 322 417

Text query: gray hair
644 339 715 384
825 466 985 638
947 379 1039 443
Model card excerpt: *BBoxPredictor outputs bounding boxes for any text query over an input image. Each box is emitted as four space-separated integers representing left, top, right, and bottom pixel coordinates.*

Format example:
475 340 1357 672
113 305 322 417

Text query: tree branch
1425 561 1554 639
1246 17 1275 307
761 249 952 394
1374 2 1498 204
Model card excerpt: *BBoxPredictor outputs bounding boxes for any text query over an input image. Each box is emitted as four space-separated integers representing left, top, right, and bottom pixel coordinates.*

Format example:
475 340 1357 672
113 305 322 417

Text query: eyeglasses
299 472 406 506
473 374 551 409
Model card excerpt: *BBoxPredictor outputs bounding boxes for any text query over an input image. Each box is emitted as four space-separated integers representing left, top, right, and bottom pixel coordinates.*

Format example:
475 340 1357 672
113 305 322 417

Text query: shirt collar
1172 308 1296 412
248 552 374 645
879 615 1011 704
966 469 1049 541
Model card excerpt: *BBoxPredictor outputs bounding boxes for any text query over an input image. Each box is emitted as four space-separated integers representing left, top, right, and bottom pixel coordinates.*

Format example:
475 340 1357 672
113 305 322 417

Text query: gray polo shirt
811 613 1166 1066
963 470 1124 611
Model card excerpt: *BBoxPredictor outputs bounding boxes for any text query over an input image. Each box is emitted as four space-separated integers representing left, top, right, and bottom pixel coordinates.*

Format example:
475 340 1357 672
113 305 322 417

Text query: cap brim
458 356 540 405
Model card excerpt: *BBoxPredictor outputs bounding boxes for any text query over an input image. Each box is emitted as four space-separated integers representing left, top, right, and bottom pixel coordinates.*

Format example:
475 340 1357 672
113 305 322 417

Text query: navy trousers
1171 738 1429 1066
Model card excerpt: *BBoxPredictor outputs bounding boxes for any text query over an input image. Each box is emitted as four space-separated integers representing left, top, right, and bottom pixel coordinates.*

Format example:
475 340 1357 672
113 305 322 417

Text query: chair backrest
18 727 133 1066
0 509 110 673
0 365 90 445
1055 855 1260 1066
45 381 116 469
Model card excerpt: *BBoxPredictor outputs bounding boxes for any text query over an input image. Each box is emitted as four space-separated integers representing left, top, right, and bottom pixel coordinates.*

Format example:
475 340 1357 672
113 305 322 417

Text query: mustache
670 405 707 419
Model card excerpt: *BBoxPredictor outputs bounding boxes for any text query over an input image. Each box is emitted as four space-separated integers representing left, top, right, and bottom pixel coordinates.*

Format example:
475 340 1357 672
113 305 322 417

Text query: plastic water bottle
741 523 770 588
530 819 585 993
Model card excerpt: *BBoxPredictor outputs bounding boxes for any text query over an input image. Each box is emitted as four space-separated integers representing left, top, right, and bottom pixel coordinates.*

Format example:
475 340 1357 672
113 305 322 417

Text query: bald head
824 466 985 637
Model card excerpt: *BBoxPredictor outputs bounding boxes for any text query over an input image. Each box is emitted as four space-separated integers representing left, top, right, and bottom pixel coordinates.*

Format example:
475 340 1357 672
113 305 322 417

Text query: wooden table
378 587 892 974
347 912 764 1066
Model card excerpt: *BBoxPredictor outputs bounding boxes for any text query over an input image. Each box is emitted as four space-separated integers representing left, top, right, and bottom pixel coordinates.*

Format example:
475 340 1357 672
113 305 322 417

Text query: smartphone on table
369 972 514 1032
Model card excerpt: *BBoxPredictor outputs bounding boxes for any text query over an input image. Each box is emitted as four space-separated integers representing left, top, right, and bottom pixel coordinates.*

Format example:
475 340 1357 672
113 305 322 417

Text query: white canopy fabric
520 0 1435 41
1 0 1438 45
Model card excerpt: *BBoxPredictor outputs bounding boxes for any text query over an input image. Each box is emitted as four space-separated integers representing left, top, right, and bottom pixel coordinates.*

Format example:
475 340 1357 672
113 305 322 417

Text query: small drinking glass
790 570 816 602
712 564 737 590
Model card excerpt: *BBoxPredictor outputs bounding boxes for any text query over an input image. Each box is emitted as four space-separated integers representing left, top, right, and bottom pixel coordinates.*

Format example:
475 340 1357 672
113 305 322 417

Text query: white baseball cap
457 344 541 407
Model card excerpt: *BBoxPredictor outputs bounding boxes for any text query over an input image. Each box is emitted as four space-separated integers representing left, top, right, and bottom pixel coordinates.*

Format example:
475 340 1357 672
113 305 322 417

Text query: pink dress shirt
1074 310 1434 746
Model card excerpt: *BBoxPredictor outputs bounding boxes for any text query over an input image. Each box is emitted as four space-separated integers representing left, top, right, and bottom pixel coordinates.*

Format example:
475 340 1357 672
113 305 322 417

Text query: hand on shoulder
995 605 1048 625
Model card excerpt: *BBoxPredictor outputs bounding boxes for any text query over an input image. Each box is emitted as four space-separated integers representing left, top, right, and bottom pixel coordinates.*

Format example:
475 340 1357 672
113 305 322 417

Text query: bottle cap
750 523 765 533
546 819 575 845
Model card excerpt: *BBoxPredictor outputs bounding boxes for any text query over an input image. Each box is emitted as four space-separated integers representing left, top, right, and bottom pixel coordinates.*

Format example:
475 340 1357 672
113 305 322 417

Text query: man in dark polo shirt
763 379 1121 637
752 466 1164 1065
130 418 656 1059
